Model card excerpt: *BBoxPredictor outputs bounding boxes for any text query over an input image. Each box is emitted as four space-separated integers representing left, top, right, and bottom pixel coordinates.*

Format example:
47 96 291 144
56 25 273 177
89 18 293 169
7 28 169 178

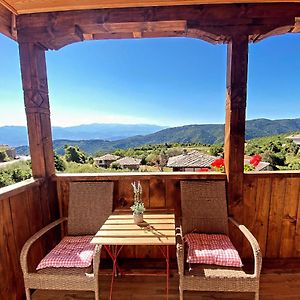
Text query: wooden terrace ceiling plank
5 0 300 15
0 2 16 39
0 0 17 14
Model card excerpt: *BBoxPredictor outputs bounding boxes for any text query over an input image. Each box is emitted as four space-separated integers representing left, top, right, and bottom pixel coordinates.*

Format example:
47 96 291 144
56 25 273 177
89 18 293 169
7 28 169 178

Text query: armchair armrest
228 217 262 278
176 226 185 276
20 217 68 274
92 244 102 276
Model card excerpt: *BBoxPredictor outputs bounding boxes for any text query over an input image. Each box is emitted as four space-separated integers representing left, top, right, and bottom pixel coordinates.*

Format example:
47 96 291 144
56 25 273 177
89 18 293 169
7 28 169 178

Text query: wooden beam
224 34 248 220
0 2 16 39
0 0 17 15
252 25 294 42
5 0 300 15
19 42 55 178
16 4 300 49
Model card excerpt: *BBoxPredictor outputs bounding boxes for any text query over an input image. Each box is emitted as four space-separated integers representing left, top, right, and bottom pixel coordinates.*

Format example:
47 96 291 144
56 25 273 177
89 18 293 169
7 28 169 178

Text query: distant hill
0 123 166 147
15 118 300 155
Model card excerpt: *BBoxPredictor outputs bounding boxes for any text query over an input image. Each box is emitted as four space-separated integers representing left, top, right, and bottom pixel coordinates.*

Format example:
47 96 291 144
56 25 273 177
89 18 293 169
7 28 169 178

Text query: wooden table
91 211 176 300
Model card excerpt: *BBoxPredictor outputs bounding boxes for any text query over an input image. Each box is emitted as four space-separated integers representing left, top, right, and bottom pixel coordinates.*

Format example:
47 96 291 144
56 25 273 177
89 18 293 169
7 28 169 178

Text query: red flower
250 154 261 167
211 158 225 169
197 168 209 172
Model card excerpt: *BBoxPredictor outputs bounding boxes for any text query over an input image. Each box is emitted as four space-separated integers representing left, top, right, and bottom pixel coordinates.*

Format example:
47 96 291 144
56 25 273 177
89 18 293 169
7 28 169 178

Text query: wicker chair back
68 182 113 235
180 180 228 235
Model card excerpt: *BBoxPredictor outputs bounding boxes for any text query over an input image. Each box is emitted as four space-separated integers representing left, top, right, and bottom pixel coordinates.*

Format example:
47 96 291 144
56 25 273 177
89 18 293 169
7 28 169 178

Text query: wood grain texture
1 172 300 299
0 180 58 300
16 4 300 49
280 178 300 257
243 173 300 259
0 178 41 200
224 34 248 253
150 178 166 208
5 0 300 14
56 173 300 259
31 259 300 300
55 172 227 181
19 42 55 178
0 2 14 38
266 177 286 257
0 196 20 300
242 175 258 258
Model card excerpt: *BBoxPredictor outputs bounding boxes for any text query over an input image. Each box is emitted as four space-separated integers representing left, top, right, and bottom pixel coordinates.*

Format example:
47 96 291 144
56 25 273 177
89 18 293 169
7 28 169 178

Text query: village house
94 154 120 168
287 134 300 145
168 150 271 172
167 150 217 171
115 157 141 171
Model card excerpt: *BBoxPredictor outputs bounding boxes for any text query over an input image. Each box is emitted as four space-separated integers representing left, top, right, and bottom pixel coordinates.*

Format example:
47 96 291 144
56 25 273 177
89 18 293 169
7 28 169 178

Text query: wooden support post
19 42 55 178
224 35 248 222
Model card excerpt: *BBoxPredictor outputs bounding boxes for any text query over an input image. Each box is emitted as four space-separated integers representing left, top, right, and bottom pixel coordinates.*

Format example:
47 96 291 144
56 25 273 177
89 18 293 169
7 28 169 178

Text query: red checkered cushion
184 233 243 267
36 236 95 270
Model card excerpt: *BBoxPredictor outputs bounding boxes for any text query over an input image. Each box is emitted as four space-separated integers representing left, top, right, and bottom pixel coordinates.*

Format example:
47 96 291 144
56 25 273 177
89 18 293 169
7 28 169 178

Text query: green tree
209 145 224 157
140 155 147 165
54 153 66 171
0 170 14 187
262 151 285 169
111 162 122 170
64 145 87 164
145 153 158 166
0 150 8 162
157 150 168 171
112 149 126 157
11 168 31 182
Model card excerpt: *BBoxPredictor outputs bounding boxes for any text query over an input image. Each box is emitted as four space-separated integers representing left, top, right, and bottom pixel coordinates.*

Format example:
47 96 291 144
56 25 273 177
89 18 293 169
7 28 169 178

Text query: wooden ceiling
2 0 300 15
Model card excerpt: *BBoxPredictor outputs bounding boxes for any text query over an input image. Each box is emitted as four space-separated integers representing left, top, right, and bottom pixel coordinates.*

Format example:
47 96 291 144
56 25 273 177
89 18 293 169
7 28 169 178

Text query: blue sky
0 33 299 127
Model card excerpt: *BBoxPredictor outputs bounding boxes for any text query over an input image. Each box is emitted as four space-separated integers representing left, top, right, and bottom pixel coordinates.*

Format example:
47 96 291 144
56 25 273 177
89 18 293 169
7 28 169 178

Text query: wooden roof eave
3 0 300 15
0 2 17 40
15 3 300 50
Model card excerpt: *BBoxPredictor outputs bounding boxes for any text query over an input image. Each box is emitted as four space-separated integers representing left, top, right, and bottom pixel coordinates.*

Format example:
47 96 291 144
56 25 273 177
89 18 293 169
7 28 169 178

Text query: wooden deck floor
32 259 300 300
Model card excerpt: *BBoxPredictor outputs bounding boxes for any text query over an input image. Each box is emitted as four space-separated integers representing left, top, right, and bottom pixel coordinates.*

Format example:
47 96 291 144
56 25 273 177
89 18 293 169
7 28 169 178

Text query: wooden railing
56 171 300 259
1 171 300 300
0 178 58 300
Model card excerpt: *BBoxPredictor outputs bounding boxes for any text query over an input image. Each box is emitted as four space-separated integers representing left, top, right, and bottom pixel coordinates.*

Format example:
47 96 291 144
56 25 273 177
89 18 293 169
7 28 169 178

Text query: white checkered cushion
184 233 243 267
36 236 95 270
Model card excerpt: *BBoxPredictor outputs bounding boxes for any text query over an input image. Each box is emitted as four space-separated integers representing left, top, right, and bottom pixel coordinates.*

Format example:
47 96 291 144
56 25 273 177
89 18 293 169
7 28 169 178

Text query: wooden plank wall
243 172 300 259
56 172 300 260
0 179 59 300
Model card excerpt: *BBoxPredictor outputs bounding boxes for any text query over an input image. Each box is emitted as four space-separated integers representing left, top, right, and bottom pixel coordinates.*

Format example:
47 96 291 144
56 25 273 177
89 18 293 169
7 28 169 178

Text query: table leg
104 245 124 300
158 245 170 300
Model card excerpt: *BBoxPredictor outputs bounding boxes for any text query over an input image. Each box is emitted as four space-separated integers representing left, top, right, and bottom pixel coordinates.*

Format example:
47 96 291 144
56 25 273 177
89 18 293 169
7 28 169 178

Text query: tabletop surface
91 212 176 246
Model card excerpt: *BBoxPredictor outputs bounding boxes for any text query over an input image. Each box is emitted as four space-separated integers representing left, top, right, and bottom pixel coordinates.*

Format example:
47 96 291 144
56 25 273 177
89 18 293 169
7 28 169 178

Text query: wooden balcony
1 2 300 299
1 172 300 299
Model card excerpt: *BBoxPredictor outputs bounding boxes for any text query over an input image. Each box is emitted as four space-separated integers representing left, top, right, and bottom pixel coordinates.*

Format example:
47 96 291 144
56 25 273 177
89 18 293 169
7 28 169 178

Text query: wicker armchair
20 181 114 300
177 181 262 300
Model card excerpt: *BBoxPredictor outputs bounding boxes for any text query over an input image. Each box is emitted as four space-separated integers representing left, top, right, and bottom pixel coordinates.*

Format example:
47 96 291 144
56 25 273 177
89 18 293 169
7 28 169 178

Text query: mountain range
11 118 300 155
0 123 166 147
